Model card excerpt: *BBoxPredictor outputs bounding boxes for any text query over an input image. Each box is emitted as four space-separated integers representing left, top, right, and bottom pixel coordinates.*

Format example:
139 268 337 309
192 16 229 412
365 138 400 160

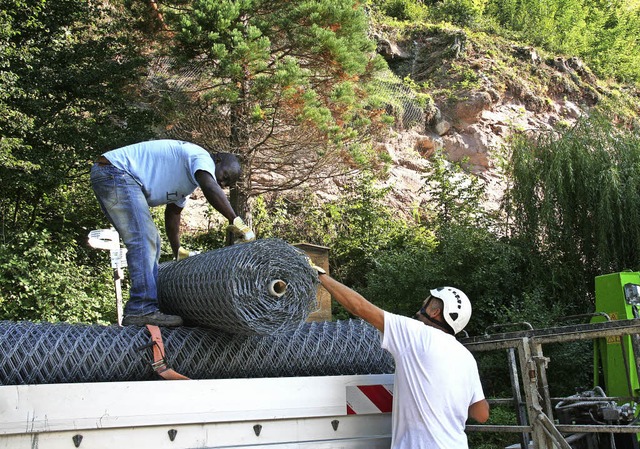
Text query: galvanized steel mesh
0 319 394 385
158 238 319 334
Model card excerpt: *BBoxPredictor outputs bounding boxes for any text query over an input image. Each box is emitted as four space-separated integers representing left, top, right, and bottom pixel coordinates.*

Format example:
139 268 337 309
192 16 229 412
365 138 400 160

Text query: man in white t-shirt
90 139 255 327
316 270 489 448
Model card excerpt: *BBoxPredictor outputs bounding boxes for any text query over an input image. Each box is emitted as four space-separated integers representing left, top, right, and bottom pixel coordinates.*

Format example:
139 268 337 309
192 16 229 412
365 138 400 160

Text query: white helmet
430 287 472 334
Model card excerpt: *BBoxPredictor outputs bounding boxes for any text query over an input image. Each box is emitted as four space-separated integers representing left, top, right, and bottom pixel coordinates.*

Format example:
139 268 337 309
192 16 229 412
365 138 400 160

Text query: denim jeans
90 163 161 316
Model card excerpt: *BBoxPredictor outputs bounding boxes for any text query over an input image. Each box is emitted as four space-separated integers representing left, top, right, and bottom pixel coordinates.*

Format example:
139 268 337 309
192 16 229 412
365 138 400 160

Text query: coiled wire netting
158 238 319 334
0 319 394 386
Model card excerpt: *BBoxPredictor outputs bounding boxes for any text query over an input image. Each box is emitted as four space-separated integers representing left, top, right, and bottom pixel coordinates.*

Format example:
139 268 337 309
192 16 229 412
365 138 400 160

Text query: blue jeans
90 163 161 316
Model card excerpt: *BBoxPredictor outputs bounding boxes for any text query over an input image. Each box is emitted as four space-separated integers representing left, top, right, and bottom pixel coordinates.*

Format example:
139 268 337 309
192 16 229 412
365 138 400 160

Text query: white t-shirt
381 311 485 449
104 140 217 208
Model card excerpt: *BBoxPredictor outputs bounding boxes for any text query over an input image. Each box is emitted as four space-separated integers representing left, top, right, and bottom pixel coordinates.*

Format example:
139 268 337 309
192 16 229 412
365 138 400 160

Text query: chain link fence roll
0 320 394 385
158 238 319 334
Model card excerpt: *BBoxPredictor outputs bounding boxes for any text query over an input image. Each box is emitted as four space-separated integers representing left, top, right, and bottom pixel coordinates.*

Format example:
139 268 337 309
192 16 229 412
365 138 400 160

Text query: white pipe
268 280 287 297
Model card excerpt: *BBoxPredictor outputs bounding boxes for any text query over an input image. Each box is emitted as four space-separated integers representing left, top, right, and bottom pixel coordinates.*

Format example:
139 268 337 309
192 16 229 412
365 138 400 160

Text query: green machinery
594 271 640 447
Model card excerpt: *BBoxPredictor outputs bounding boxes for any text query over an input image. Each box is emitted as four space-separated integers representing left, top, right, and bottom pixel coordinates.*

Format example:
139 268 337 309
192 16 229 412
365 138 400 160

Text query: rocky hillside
183 24 639 231
373 24 637 213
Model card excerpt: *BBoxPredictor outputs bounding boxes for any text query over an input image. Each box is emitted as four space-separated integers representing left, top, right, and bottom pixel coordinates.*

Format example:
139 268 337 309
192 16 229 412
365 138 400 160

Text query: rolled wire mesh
158 238 319 334
0 320 394 386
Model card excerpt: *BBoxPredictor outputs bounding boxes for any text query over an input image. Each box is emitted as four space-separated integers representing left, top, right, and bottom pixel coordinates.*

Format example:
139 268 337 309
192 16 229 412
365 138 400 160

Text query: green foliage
162 0 387 219
506 113 640 305
420 150 491 230
545 340 594 395
581 0 640 83
363 224 534 334
372 0 486 26
0 231 115 323
0 0 156 240
431 0 487 27
484 0 589 50
324 173 435 289
0 0 158 322
0 0 158 324
324 154 532 333
252 172 434 318
467 405 519 448
178 217 227 256
482 0 640 83
375 0 430 22
258 173 432 270
360 144 592 329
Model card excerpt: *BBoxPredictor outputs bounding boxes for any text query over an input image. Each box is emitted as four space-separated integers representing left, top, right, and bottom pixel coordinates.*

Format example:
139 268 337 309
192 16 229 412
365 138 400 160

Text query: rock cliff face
183 26 635 231
371 26 608 213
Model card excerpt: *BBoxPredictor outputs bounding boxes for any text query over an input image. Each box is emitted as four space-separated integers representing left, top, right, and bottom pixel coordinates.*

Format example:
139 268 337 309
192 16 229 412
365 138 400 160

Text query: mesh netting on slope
0 319 394 386
158 238 319 334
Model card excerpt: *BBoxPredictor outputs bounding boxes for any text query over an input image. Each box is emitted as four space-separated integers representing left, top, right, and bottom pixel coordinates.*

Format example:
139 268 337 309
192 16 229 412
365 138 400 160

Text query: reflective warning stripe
346 384 393 414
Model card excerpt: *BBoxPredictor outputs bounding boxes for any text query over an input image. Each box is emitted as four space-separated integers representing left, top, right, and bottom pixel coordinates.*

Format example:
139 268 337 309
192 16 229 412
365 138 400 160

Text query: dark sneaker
122 311 183 327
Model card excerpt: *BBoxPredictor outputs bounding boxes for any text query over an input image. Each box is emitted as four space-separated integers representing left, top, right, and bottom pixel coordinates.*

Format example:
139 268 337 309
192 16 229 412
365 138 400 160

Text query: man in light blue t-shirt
90 139 255 327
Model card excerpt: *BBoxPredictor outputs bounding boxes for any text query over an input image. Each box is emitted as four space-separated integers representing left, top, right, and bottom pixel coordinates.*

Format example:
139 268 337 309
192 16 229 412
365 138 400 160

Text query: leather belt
95 155 112 166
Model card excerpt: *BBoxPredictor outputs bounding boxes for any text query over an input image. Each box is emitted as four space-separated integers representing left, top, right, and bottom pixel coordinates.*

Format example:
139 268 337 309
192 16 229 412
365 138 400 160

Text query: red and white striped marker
346 384 393 414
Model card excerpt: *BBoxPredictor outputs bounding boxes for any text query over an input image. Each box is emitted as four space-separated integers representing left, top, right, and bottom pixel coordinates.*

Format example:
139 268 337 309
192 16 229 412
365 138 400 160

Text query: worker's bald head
212 153 241 188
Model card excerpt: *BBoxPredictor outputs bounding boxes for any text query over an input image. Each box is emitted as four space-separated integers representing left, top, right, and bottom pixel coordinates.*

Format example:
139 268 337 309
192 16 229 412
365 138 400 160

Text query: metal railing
461 318 640 449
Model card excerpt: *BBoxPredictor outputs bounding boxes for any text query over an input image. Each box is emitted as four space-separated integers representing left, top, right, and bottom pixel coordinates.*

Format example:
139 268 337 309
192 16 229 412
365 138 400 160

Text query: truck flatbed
0 374 393 449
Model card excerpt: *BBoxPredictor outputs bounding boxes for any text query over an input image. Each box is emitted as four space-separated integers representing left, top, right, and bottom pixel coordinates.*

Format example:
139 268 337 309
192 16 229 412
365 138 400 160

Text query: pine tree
154 0 387 222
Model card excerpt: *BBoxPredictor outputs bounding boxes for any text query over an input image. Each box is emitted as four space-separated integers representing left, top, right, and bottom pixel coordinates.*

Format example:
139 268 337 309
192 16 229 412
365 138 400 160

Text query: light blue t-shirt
104 140 216 208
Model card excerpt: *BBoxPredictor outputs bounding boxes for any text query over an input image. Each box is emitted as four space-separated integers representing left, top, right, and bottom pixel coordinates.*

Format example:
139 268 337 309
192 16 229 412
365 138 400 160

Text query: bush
377 0 430 22
432 0 486 27
362 224 530 333
0 231 116 323
256 173 435 278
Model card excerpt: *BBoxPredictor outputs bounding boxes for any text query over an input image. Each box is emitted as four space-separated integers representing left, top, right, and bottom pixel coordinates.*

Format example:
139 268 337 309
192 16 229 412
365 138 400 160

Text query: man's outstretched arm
318 273 385 332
